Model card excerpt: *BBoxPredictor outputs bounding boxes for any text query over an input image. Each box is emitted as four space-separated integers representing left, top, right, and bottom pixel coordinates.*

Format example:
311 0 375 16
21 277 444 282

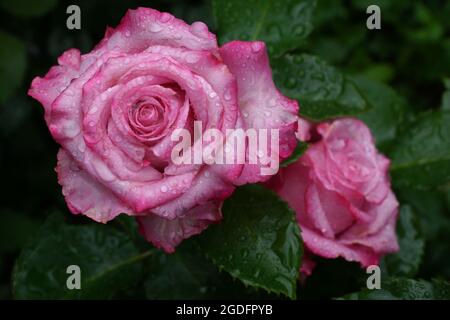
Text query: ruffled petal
56 149 132 223
106 8 217 54
28 49 82 123
150 169 235 219
220 41 299 184
340 191 399 243
137 201 222 253
302 227 379 267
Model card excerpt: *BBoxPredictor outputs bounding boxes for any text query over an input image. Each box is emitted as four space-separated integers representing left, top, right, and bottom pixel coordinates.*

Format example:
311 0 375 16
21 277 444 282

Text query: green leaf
145 240 266 299
342 278 450 300
0 30 26 104
272 54 370 120
281 142 308 167
197 185 302 299
352 75 406 150
384 206 424 277
397 188 450 279
397 188 450 240
13 213 150 299
0 0 57 17
212 0 316 56
390 110 450 189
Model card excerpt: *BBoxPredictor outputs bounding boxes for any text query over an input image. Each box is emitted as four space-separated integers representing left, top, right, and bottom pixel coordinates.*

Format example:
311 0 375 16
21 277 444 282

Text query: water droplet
185 53 200 64
286 77 297 89
224 89 232 101
160 185 168 193
242 111 249 118
251 42 263 53
78 143 86 152
124 30 131 37
190 21 209 38
88 106 98 114
159 12 172 23
209 91 217 98
149 23 163 33
293 55 304 64
293 24 304 36
64 121 81 138
269 98 277 108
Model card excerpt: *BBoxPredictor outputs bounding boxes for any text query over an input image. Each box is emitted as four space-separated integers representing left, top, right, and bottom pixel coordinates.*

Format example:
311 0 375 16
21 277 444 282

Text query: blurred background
1 0 450 299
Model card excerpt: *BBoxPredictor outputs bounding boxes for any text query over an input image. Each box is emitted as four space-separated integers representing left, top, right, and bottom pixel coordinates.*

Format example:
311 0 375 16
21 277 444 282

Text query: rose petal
106 8 217 54
150 169 235 219
302 227 379 267
220 41 299 184
137 201 222 253
56 149 132 223
28 49 82 123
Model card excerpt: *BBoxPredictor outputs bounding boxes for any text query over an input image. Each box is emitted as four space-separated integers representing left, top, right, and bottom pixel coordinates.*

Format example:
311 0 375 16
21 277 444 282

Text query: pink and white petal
340 191 399 242
319 119 375 149
56 149 133 223
145 45 240 131
137 201 222 253
302 227 379 267
308 182 355 236
220 41 299 184
28 49 81 123
150 168 235 219
340 215 399 255
364 154 392 204
82 84 163 183
304 184 335 238
265 160 314 229
106 8 217 54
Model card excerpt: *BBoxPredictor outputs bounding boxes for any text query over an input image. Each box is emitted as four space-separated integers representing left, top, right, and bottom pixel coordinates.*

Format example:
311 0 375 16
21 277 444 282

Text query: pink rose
28 8 298 252
267 118 399 275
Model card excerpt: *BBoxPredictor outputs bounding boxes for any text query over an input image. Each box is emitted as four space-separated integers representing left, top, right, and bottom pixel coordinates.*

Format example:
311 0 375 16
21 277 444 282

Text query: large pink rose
267 118 399 275
28 8 298 253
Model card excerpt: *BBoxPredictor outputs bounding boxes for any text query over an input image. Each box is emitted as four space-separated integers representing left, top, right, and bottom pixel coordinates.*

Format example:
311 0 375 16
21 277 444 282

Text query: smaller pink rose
268 118 399 275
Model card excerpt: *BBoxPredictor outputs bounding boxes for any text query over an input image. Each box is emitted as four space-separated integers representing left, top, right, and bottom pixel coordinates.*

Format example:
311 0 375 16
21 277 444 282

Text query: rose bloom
29 8 298 252
267 118 399 275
